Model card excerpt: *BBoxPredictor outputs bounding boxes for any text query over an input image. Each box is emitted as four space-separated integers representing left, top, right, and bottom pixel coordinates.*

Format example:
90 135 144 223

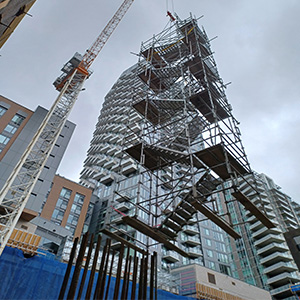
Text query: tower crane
0 0 134 256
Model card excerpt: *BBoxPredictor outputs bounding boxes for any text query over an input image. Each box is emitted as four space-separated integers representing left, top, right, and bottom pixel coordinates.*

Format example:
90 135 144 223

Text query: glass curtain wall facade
225 173 300 299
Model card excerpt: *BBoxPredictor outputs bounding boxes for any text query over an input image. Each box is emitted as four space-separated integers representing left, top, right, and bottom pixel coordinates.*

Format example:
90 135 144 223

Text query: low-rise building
171 264 272 300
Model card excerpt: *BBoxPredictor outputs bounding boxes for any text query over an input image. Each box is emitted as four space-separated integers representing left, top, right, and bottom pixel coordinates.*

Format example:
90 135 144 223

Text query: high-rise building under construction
80 14 299 297
80 14 243 276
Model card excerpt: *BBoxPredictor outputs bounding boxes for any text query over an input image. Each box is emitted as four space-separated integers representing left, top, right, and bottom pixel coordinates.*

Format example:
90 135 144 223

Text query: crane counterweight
53 52 91 92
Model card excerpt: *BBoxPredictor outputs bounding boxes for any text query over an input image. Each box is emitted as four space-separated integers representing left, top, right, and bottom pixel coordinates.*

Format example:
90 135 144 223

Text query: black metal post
58 237 79 300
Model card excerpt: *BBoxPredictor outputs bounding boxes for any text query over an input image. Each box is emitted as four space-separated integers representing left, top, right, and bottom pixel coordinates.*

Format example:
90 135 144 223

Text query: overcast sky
0 0 299 201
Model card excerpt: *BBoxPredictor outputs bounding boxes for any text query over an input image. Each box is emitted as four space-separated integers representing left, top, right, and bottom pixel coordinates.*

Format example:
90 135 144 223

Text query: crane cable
166 0 175 14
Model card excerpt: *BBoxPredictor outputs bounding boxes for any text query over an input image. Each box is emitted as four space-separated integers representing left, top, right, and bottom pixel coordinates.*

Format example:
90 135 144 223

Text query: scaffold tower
105 14 275 256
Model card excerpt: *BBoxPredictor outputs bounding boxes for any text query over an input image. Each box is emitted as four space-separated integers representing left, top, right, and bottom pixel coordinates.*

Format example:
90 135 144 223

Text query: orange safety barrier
196 283 245 300
6 228 41 255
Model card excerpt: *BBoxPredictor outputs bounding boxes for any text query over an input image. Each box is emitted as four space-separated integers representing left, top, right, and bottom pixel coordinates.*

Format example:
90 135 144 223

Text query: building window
57 198 68 209
217 252 229 263
60 187 72 199
11 114 25 126
71 203 82 215
215 242 226 252
206 249 213 258
213 231 224 242
67 215 78 226
4 124 17 134
65 225 76 235
51 187 72 224
0 134 10 145
0 106 7 117
205 238 212 247
51 208 64 224
207 273 216 284
74 193 85 204
208 261 216 270
204 228 210 235
219 264 232 276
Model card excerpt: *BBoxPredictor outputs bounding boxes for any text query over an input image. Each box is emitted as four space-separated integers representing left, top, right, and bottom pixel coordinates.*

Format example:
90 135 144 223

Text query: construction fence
0 245 195 300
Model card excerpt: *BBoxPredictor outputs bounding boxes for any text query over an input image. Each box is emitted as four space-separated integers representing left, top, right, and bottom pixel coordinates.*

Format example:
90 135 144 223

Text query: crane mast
0 0 134 256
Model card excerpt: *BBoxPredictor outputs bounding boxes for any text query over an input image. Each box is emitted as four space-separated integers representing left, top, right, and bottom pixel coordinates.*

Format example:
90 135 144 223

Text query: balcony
98 156 110 166
183 225 199 235
254 234 285 247
182 235 201 246
270 283 293 298
121 158 135 168
281 208 295 218
260 251 293 266
106 124 114 132
111 163 120 173
114 150 123 158
107 147 118 157
252 226 281 239
250 194 270 205
129 113 140 123
93 170 107 181
267 212 277 219
102 133 113 142
257 242 289 256
122 164 138 176
264 261 298 276
161 169 172 181
251 226 269 239
131 124 141 133
111 241 122 250
187 216 197 225
119 125 127 134
112 226 126 235
101 144 111 153
100 174 114 185
103 159 117 170
249 220 264 231
282 214 297 225
115 202 131 212
114 192 131 202
111 214 123 224
110 135 120 144
267 272 300 287
185 247 202 258
162 251 180 263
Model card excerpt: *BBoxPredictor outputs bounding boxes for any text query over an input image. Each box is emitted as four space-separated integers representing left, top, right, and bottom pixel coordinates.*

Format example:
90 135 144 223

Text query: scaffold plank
194 144 249 180
180 22 211 57
125 143 160 170
126 142 204 171
133 99 160 125
190 90 229 123
101 228 147 255
138 70 166 92
185 56 205 81
122 216 190 258
232 190 276 229
133 98 188 126
191 200 241 239
142 47 167 68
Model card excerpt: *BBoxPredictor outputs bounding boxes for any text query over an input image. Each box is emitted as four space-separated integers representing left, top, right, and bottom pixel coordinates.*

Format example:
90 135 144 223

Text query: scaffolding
104 15 275 258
